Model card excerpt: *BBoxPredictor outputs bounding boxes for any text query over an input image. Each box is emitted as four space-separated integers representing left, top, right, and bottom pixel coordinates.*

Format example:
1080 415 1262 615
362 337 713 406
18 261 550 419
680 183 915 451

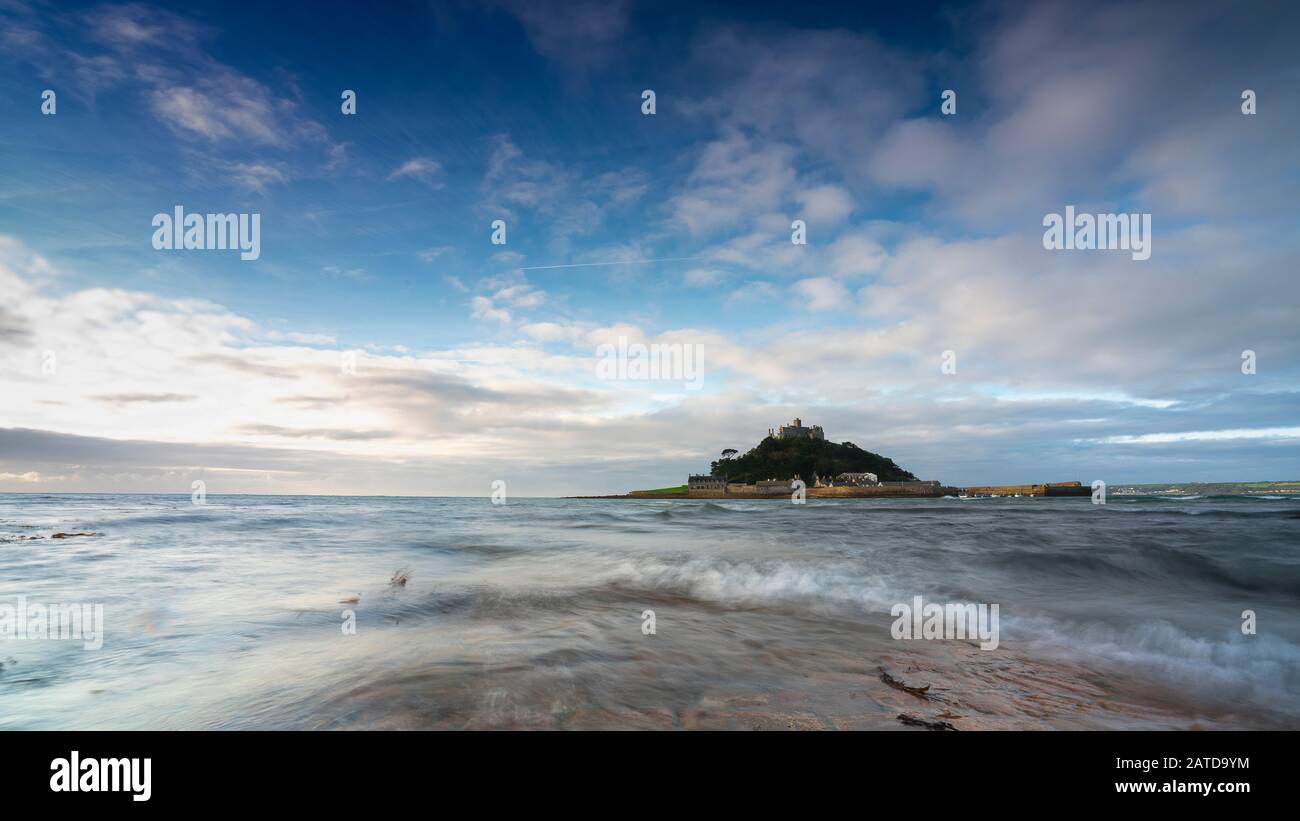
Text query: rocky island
618 418 1092 499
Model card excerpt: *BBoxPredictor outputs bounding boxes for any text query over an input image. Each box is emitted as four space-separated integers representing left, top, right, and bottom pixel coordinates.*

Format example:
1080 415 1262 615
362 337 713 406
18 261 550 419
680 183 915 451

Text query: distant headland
603 418 1093 499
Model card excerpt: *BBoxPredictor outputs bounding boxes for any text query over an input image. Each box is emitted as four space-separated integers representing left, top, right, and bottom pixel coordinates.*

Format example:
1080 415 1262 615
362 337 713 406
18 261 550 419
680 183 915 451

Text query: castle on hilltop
768 418 824 441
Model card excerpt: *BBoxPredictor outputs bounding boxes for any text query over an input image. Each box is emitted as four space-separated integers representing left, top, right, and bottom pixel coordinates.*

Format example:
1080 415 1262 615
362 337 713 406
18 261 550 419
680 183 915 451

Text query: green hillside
709 436 917 484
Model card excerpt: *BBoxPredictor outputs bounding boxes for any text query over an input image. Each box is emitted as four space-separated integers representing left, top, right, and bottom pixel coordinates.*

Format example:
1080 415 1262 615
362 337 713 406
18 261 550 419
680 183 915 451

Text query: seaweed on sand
898 713 958 731
878 666 931 699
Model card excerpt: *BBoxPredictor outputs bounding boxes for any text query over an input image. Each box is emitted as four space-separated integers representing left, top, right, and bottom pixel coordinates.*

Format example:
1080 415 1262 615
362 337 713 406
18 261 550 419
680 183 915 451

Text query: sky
1 0 1298 496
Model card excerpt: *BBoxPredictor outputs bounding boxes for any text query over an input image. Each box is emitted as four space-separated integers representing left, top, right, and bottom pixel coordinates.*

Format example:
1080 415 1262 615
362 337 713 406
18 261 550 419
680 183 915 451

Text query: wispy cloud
1094 428 1300 445
495 0 633 72
387 157 444 187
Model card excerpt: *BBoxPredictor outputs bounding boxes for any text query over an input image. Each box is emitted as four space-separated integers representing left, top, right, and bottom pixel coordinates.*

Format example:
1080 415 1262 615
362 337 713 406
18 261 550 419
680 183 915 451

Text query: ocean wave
1020 617 1300 714
599 556 900 612
563 501 775 530
992 539 1300 595
92 510 235 527
1183 509 1300 518
594 555 1300 713
1109 506 1300 519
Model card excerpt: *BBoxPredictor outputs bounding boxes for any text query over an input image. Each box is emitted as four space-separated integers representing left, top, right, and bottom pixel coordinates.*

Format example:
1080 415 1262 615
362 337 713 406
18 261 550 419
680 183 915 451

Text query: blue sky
1 0 1299 495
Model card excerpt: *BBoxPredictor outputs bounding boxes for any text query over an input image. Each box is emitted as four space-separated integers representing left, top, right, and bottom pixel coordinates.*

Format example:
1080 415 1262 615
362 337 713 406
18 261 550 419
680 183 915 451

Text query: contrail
520 256 702 271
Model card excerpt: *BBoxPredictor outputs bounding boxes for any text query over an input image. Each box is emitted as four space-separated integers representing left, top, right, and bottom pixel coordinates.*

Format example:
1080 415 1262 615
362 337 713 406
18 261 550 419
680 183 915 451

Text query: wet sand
306 609 1283 731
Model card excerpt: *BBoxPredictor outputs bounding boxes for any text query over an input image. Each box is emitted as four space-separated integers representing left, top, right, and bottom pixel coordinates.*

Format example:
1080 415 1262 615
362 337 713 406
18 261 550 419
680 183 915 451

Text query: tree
720 448 738 459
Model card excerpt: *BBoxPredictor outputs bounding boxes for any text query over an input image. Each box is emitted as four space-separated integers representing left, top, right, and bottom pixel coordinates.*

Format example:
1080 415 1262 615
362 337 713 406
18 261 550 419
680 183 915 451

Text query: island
613 418 1093 499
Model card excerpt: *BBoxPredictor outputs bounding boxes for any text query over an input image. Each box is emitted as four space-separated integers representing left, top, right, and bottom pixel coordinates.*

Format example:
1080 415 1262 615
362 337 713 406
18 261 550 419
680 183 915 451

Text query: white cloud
477 135 641 247
495 285 544 309
0 235 667 495
725 281 781 305
387 157 443 186
0 471 45 482
795 185 853 225
670 133 797 236
491 250 525 267
683 268 726 287
471 295 511 324
1095 428 1300 445
3 226 1297 494
419 246 455 263
826 233 887 278
792 277 849 311
520 322 584 342
149 70 295 147
9 3 330 155
224 161 288 193
264 331 337 346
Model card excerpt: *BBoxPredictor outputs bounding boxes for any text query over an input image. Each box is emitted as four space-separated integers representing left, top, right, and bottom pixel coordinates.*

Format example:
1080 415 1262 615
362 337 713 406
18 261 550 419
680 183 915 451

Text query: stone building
767 418 825 441
687 474 727 491
755 478 795 494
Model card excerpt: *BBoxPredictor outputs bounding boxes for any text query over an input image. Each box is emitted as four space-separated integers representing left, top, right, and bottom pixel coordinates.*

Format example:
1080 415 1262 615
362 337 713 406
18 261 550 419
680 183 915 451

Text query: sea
1 492 1297 729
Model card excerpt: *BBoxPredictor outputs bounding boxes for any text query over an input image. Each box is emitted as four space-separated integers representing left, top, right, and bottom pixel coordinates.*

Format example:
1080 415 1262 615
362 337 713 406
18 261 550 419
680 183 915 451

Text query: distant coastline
580 481 1090 500
1111 481 1300 496
574 479 1300 500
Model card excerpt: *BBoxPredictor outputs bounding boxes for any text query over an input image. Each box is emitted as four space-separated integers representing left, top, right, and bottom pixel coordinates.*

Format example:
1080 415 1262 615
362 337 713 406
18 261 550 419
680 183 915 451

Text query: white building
836 472 879 486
